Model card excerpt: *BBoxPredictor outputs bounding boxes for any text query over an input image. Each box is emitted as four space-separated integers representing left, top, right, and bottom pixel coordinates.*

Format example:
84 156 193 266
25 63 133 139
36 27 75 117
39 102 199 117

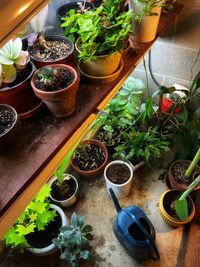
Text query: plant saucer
78 58 124 84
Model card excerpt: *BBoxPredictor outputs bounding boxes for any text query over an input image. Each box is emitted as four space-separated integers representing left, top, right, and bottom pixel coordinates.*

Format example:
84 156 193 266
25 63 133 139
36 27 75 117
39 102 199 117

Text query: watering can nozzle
109 188 122 213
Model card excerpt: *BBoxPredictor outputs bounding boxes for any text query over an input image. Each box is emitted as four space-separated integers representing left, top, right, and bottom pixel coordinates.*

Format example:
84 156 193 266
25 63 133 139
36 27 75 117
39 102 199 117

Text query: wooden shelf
0 4 182 239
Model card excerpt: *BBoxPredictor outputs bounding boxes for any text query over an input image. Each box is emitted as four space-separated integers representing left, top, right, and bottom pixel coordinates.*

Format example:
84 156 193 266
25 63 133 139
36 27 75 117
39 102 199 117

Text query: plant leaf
174 198 188 221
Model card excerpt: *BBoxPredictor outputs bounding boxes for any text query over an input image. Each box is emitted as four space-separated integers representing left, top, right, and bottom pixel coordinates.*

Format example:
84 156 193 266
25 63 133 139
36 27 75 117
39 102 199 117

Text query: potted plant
61 0 133 76
4 184 68 256
70 139 108 178
159 175 200 227
49 154 79 207
0 38 42 119
104 160 133 198
0 104 22 155
53 212 93 267
167 148 200 192
31 64 80 117
128 0 168 42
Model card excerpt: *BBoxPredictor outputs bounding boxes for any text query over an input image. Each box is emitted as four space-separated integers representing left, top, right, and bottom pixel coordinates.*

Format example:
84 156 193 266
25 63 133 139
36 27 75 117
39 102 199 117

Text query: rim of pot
0 104 18 137
0 61 35 92
70 139 109 175
104 160 133 187
30 35 74 63
49 174 78 203
31 64 79 94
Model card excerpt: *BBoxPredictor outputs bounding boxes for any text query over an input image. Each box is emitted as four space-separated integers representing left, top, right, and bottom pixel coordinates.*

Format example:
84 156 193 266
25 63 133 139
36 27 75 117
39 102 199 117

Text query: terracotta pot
75 38 121 76
70 139 109 178
27 204 68 256
104 160 133 199
168 160 200 193
159 190 195 227
29 35 75 68
0 62 42 119
129 2 161 43
0 104 22 155
31 64 80 117
49 174 79 207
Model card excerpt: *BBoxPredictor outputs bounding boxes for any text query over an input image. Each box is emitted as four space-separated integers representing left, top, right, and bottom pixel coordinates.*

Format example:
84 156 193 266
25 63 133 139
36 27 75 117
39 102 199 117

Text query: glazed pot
159 190 195 227
27 204 68 256
104 160 133 199
29 35 75 68
75 38 121 76
0 62 42 119
70 139 109 178
0 104 22 155
168 160 200 193
129 2 162 43
31 64 80 117
49 174 79 207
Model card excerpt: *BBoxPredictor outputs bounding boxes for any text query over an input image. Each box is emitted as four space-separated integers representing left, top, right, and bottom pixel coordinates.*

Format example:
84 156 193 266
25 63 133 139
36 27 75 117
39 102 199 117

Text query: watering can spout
109 188 122 213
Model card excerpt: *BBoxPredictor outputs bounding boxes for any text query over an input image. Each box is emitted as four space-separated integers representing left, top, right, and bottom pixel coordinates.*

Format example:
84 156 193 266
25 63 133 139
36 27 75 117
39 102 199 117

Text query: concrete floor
0 150 187 267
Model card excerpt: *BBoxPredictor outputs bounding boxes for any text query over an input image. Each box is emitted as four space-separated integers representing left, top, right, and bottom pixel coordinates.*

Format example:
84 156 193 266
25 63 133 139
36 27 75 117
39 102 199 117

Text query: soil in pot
73 143 106 171
0 109 15 135
106 163 130 184
29 35 72 62
171 161 200 186
163 191 193 220
51 178 77 201
35 68 74 92
26 212 61 248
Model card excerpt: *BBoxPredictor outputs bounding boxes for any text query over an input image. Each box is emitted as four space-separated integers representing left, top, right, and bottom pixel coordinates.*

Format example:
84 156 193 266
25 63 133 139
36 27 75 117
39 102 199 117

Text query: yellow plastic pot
159 190 195 227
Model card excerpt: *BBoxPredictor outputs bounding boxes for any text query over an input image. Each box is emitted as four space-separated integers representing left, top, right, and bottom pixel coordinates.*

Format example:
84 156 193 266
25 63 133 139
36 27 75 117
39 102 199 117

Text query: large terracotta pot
70 139 109 178
168 160 200 193
75 38 121 76
0 62 42 119
0 104 22 155
31 64 80 118
159 190 195 227
129 1 162 43
29 35 75 68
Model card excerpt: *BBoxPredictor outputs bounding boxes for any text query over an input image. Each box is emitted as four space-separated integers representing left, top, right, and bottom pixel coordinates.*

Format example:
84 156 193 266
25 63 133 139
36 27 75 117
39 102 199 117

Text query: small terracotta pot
31 64 80 117
159 190 195 227
0 62 42 119
0 104 22 155
29 35 75 68
49 174 79 207
70 139 109 178
75 38 121 76
168 160 200 193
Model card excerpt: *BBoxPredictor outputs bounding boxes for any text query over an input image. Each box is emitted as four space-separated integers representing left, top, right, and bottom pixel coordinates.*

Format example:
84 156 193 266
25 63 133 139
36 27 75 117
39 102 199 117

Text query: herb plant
38 66 56 85
52 212 93 267
4 184 56 249
0 38 29 84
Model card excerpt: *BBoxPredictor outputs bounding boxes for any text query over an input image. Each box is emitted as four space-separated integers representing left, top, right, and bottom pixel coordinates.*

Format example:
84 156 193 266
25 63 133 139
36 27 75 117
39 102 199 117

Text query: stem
179 175 200 201
185 148 200 177
158 94 163 119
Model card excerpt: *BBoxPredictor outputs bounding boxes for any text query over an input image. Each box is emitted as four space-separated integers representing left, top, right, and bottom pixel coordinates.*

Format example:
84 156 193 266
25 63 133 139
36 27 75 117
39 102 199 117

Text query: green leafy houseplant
0 38 29 84
61 0 133 62
4 184 56 249
52 212 93 267
174 175 200 221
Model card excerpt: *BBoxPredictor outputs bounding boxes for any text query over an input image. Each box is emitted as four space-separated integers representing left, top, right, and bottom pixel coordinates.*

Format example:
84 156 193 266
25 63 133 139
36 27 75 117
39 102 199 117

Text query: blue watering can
109 188 160 262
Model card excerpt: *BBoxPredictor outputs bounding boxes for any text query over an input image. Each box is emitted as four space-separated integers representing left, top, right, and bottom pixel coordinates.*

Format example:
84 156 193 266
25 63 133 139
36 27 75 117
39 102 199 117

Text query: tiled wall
132 0 200 92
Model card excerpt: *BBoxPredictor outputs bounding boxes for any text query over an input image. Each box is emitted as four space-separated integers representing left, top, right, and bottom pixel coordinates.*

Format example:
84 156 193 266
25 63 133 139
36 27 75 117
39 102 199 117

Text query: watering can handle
125 210 160 261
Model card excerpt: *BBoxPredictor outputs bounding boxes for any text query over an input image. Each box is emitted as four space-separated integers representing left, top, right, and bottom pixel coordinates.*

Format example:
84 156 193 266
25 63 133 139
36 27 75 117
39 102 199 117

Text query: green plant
113 126 170 164
4 184 56 249
52 212 93 267
61 1 133 62
174 175 200 221
38 66 56 85
0 38 29 84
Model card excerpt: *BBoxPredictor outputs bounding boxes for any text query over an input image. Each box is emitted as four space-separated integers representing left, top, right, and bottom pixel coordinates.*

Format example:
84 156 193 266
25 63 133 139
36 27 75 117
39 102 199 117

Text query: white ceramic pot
27 204 68 256
129 0 162 43
104 160 133 199
49 174 79 207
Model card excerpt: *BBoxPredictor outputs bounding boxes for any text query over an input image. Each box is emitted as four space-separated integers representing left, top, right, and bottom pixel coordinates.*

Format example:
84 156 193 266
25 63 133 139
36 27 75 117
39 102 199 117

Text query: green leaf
16 223 35 236
75 231 82 245
82 224 93 233
81 250 91 260
71 212 78 228
174 199 188 221
35 184 51 202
